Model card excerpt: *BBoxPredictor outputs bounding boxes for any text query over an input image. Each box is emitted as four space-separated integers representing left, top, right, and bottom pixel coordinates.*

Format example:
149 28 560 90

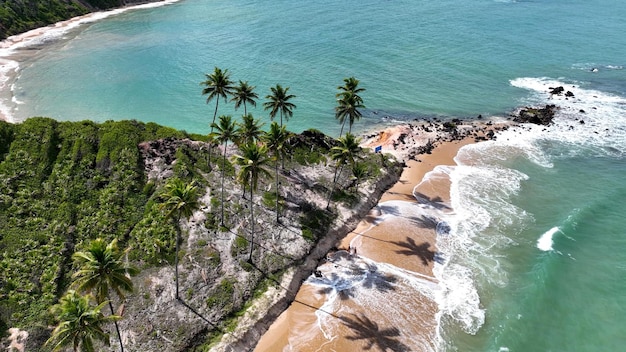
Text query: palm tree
201 67 234 167
351 162 369 191
263 121 289 223
263 84 296 128
338 77 365 102
210 115 238 226
231 80 258 116
72 238 137 352
326 133 361 209
336 77 365 136
159 179 200 300
233 143 271 263
45 290 118 352
236 113 264 146
336 91 365 136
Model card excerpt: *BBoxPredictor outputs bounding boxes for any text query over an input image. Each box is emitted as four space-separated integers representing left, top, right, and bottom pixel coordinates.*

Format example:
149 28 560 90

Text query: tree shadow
377 204 439 229
316 272 357 301
315 261 397 300
413 191 451 211
339 313 410 351
391 237 443 265
348 262 397 293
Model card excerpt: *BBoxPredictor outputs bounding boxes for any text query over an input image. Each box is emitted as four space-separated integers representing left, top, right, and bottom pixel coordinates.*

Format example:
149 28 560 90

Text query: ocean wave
436 77 626 349
510 77 626 157
537 226 559 251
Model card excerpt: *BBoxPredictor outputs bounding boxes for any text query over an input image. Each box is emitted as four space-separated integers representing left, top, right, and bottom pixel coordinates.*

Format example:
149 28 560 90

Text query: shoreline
0 0 182 123
253 127 495 351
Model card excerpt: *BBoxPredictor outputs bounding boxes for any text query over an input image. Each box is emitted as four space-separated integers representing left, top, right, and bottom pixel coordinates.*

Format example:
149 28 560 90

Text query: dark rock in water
579 120 585 124
565 91 575 97
579 109 586 113
513 104 557 125
549 86 565 95
436 221 451 235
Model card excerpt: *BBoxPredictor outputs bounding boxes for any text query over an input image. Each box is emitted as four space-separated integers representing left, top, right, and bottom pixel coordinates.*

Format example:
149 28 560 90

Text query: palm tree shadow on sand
414 191 451 211
317 262 397 300
377 204 439 229
340 313 410 351
391 237 444 265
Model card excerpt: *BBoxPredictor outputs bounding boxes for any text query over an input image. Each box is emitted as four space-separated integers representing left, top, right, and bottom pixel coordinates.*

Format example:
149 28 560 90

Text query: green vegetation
71 238 137 352
0 72 399 350
0 118 194 332
205 278 235 311
44 290 118 352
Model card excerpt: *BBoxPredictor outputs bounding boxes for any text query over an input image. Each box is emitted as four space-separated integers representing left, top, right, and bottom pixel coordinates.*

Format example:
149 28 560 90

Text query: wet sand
255 138 473 352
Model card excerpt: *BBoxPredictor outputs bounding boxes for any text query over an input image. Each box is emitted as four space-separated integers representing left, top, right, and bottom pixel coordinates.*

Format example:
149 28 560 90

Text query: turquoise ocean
2 0 626 350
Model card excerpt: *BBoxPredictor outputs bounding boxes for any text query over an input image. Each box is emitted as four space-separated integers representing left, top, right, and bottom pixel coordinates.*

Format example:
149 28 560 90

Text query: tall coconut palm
231 80 258 116
210 115 238 226
337 77 365 102
236 113 264 146
336 77 365 136
336 91 365 136
326 133 362 209
45 290 118 352
201 67 234 166
233 143 271 263
263 121 289 223
158 179 200 299
263 84 296 128
72 238 137 352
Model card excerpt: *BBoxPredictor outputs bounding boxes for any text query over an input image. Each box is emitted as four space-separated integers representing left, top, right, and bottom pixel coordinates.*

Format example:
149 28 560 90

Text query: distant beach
0 0 181 123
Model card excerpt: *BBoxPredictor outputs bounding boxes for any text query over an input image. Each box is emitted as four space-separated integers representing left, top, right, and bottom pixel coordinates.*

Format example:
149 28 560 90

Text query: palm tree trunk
339 119 347 138
174 217 181 300
248 181 254 263
326 163 342 209
275 158 280 223
208 100 220 168
220 142 227 226
109 300 125 352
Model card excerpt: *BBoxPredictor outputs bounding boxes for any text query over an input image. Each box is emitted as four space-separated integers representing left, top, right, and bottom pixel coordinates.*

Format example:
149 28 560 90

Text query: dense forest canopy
0 117 203 341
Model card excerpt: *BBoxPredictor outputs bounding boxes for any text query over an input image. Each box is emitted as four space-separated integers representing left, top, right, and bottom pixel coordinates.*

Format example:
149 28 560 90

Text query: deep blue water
2 0 625 350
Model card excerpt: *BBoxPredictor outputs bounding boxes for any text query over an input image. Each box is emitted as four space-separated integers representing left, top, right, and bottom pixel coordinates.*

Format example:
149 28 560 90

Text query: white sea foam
510 77 626 156
537 227 560 251
435 77 626 347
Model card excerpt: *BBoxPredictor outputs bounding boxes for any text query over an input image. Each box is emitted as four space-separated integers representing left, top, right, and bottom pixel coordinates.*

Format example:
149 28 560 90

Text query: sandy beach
255 136 477 352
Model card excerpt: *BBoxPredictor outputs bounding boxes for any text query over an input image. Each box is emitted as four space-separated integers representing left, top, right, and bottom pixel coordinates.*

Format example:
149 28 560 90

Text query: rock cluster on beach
513 104 558 125
360 119 510 162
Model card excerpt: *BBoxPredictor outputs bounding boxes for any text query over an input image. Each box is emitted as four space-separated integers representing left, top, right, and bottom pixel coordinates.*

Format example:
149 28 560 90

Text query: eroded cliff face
99 135 403 351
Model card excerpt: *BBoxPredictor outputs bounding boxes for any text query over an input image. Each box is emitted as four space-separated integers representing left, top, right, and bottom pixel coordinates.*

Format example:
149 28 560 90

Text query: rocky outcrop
101 132 403 352
513 105 558 125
